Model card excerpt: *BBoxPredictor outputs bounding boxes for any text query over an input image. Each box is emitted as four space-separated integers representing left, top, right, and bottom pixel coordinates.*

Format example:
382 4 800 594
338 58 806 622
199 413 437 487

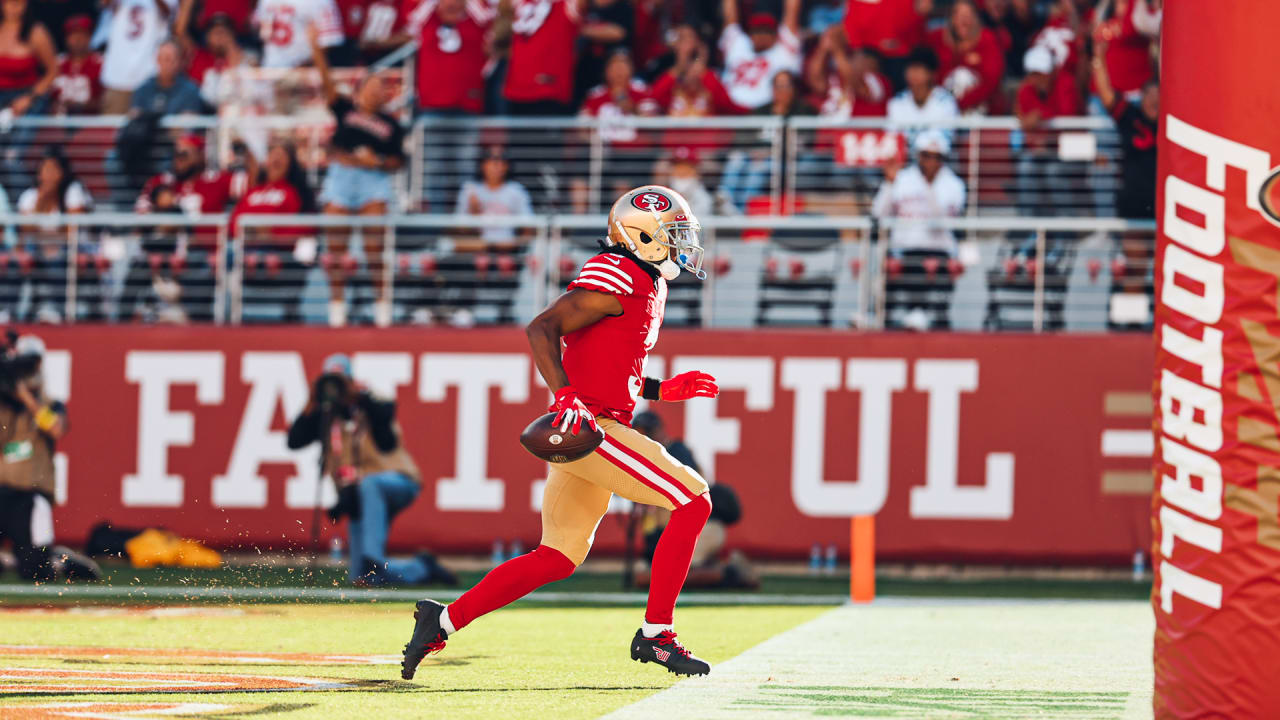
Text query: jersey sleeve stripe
570 277 629 295
577 270 632 293
582 262 633 285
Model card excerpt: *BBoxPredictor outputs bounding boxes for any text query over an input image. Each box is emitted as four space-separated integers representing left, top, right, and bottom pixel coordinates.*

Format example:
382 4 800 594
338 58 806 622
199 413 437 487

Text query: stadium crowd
0 0 1161 327
16 0 1162 119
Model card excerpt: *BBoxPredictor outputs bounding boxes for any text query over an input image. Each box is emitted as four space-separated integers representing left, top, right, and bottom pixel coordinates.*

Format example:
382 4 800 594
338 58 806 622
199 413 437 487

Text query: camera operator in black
287 354 453 587
0 335 66 581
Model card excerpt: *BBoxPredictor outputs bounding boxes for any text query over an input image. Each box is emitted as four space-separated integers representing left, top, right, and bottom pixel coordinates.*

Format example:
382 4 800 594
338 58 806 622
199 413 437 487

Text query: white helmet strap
613 220 638 253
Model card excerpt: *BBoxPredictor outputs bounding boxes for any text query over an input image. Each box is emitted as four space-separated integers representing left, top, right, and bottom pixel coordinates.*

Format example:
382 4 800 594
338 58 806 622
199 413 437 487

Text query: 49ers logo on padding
631 192 672 212
1258 166 1280 227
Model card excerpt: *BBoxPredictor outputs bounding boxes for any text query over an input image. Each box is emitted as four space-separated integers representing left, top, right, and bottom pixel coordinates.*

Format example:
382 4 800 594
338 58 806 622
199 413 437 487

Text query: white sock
440 606 457 636
641 622 673 638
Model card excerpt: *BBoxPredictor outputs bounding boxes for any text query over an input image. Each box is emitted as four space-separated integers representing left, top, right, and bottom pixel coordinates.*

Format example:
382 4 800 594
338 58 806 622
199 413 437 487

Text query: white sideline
603 600 1154 720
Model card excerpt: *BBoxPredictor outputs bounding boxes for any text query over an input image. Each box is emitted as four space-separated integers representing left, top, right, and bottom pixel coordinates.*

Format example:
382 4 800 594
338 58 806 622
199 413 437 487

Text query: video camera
314 372 352 417
0 330 42 396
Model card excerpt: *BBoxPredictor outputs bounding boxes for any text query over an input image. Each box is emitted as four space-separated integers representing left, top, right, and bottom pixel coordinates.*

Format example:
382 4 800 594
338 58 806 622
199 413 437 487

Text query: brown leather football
519 412 605 463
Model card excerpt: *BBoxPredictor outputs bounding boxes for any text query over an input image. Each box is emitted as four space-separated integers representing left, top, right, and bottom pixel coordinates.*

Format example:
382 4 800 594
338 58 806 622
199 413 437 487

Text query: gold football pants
539 417 709 566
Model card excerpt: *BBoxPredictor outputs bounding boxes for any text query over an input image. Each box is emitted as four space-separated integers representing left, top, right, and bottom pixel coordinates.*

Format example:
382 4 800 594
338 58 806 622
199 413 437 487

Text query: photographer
287 354 454 587
0 335 85 581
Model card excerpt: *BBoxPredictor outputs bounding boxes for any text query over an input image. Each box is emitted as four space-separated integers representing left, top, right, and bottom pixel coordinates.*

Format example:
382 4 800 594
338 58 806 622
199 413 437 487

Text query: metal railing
0 212 1155 331
5 115 1124 219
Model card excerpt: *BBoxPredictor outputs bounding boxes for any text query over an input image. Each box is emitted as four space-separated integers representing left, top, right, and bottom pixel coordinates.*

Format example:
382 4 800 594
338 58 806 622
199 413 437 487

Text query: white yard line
604 600 1154 720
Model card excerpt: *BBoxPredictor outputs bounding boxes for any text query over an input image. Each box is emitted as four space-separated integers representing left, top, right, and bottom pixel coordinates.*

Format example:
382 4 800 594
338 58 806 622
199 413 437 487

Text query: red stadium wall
32 327 1152 563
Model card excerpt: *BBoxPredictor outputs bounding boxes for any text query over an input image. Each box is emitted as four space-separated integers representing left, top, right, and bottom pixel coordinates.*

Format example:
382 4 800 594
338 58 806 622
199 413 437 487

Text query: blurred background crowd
0 0 1161 328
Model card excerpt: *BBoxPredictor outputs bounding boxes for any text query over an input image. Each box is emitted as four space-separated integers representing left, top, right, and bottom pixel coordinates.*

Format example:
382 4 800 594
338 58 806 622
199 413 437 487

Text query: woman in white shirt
18 149 94 323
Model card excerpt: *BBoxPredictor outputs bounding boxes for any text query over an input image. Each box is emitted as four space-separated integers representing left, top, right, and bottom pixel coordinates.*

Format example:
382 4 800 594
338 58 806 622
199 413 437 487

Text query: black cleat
630 629 710 676
401 599 448 679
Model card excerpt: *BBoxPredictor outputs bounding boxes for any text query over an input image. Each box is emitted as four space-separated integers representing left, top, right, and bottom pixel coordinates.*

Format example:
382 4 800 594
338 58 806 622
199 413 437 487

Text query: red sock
446 544 575 631
645 493 712 625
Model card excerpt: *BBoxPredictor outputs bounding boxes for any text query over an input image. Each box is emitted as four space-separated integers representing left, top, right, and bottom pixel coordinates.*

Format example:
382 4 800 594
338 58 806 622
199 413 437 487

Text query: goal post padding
1155 2 1280 716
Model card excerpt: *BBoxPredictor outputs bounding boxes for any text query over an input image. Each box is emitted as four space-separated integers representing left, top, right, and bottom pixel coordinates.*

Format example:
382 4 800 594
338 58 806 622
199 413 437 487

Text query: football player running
402 186 719 679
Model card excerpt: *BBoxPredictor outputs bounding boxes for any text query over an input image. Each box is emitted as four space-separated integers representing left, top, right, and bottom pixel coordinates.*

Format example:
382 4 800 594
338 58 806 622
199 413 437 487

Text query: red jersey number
268 8 296 46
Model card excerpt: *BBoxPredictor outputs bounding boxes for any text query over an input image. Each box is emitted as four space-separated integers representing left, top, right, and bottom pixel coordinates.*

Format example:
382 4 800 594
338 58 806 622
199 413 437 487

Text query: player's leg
559 419 713 675
400 468 610 679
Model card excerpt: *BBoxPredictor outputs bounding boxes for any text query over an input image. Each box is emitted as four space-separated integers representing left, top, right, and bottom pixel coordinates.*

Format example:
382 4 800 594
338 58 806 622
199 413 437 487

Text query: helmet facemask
625 212 705 280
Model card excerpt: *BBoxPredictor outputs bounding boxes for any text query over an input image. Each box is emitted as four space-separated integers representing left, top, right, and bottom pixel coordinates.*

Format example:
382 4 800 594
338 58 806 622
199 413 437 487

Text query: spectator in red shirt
409 0 493 115
409 0 494 213
926 0 1006 113
1014 45 1084 217
232 142 318 323
1033 0 1086 78
1089 0 1158 100
336 0 410 64
136 134 241 217
503 0 582 115
806 25 891 121
648 26 742 156
134 134 242 322
579 50 659 144
52 15 102 115
843 0 931 89
649 25 740 116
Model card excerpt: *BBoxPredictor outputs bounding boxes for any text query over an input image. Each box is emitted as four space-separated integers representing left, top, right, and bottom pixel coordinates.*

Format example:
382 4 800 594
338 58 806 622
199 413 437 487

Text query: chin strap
657 258 681 280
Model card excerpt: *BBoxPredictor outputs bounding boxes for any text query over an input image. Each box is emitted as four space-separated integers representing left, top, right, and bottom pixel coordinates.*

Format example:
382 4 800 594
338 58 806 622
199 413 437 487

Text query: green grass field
0 568 1155 719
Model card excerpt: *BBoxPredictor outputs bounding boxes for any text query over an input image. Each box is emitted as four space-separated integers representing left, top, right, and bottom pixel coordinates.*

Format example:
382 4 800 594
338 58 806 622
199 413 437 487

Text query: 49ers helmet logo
1258 166 1280 227
631 192 672 212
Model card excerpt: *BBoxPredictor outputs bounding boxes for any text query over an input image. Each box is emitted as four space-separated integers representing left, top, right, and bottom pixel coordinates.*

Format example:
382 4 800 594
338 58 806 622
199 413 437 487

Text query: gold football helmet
606 185 705 280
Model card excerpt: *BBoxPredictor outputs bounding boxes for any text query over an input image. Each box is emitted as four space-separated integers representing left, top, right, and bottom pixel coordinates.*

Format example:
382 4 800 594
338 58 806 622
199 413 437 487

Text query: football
519 412 605 463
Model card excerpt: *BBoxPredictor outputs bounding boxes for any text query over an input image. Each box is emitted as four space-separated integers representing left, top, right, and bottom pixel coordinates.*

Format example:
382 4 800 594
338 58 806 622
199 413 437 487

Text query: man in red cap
718 0 801 110
52 15 102 115
133 134 244 321
135 134 242 216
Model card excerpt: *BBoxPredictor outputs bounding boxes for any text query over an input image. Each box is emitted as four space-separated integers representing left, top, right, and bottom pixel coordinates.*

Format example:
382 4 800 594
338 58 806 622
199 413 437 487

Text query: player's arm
526 288 622 392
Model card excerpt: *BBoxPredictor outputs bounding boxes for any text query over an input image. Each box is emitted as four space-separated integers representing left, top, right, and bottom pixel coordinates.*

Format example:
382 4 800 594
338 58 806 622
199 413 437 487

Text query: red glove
551 386 598 435
660 371 719 402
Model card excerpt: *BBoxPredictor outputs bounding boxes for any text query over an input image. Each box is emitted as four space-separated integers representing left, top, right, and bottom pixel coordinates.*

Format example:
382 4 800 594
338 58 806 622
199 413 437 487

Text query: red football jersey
407 0 492 113
230 180 311 240
53 53 103 114
843 0 924 59
137 170 239 215
187 48 223 86
337 0 372 38
563 252 666 425
926 27 1006 112
137 169 243 249
503 0 581 105
1088 5 1153 94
